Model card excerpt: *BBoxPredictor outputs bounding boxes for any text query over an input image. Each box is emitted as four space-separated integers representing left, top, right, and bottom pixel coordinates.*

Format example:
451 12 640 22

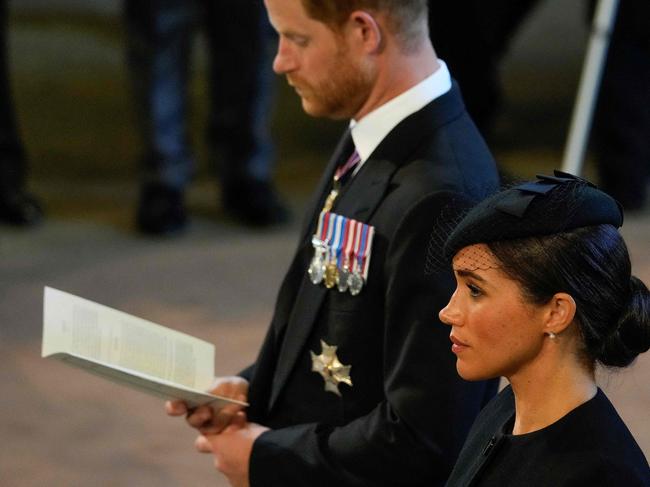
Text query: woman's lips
450 334 469 354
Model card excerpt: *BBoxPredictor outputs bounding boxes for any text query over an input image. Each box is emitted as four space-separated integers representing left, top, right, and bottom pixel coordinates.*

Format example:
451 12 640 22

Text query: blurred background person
428 0 538 139
590 0 650 211
124 0 288 236
428 0 650 209
0 0 42 226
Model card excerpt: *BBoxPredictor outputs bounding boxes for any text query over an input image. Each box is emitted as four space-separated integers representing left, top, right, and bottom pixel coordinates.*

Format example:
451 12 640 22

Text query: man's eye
291 35 309 47
467 284 482 297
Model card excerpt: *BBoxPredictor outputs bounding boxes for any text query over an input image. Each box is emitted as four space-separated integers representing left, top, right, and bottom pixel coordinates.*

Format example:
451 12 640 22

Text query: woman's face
439 244 548 381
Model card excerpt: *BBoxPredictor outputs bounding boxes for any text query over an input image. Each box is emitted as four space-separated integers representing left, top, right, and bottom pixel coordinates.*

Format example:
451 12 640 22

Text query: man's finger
230 411 248 429
194 434 213 454
186 405 213 428
213 408 237 430
165 400 188 416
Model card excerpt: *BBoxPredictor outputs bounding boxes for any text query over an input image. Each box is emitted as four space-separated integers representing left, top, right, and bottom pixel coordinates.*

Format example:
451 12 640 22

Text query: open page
42 287 246 408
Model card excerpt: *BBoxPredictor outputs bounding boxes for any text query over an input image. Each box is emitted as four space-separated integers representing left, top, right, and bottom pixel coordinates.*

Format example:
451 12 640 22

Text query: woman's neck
508 349 597 435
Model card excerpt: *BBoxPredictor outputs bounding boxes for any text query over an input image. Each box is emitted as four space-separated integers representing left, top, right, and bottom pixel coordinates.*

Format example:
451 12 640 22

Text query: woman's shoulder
446 387 650 487
557 389 643 448
539 389 649 485
558 452 650 486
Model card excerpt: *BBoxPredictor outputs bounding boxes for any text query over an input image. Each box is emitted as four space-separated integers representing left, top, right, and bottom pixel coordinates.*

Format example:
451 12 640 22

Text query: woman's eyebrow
454 269 486 282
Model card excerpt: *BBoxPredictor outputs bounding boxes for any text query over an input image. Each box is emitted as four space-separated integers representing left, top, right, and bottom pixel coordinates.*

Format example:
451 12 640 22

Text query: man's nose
273 39 297 74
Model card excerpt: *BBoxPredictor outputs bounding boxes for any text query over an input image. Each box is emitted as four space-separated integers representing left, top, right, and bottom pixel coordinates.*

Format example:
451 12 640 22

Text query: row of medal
308 211 375 296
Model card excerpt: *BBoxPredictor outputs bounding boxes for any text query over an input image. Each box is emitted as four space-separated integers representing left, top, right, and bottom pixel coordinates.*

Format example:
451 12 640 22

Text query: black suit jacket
242 83 500 486
445 387 650 486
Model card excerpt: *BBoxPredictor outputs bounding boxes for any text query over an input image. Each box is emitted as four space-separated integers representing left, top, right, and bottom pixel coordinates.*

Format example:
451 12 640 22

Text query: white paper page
50 352 245 408
42 287 215 392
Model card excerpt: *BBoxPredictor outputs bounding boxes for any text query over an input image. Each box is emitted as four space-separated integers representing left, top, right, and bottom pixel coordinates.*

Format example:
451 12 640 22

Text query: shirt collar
349 60 452 165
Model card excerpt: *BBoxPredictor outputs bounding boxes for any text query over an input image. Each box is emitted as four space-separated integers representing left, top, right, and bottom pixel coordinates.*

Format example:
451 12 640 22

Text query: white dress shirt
349 60 452 174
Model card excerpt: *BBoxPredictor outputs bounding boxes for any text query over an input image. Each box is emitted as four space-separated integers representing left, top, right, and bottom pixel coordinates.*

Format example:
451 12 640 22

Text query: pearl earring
547 332 557 339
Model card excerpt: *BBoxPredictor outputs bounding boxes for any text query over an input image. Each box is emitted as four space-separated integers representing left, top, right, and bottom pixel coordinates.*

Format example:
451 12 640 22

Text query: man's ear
544 292 577 336
347 11 383 53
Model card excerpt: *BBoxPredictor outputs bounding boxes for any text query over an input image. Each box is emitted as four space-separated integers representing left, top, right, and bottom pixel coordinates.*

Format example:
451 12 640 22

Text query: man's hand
165 376 249 434
195 412 269 487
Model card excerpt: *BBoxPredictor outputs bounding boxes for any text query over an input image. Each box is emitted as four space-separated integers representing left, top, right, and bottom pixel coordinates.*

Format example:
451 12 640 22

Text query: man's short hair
301 0 429 50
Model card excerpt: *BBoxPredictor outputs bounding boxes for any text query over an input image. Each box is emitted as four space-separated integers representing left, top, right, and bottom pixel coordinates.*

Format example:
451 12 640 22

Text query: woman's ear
347 11 383 53
544 292 577 336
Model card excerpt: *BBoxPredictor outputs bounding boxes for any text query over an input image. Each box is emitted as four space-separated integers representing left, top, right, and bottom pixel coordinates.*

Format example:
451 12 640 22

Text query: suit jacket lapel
269 274 327 410
334 158 396 221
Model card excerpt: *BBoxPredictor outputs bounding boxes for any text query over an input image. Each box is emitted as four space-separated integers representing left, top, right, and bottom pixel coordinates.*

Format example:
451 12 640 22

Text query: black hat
444 171 624 259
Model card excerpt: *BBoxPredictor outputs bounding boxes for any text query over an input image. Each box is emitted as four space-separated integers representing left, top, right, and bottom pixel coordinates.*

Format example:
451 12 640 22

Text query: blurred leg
203 0 287 225
0 0 42 225
124 0 198 234
124 0 197 190
428 0 540 138
592 0 650 210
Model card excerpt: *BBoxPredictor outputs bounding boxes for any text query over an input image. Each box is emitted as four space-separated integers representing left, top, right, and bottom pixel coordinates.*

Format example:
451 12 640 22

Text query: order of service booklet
42 286 247 408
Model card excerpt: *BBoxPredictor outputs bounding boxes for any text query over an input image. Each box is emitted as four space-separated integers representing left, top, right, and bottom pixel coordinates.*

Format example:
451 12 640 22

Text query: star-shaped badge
310 340 352 396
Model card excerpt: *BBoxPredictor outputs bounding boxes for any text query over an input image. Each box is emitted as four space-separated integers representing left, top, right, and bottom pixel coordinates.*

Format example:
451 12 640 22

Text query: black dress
446 386 650 486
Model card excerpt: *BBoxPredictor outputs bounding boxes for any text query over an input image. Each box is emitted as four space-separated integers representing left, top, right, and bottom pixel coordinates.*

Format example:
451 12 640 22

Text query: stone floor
1 184 649 487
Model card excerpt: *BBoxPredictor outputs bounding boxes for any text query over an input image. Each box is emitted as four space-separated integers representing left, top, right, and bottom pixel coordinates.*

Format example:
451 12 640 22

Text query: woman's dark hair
488 224 650 368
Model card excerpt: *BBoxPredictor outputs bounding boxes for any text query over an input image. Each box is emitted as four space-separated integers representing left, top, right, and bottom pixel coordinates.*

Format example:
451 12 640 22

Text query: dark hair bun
597 276 650 367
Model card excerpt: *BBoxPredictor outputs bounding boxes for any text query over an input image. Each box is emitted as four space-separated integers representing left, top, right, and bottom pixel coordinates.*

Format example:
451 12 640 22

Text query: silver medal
347 270 364 296
308 255 325 284
337 266 350 292
309 238 327 285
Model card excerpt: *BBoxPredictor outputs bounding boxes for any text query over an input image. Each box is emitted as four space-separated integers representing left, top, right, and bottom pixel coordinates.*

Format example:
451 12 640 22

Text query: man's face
265 0 374 120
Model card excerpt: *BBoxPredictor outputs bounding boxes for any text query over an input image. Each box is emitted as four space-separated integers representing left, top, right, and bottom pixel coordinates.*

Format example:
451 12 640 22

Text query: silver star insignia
310 339 353 396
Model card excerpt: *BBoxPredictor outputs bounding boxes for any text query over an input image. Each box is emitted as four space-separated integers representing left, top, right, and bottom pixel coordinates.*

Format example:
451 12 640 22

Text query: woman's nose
439 293 460 327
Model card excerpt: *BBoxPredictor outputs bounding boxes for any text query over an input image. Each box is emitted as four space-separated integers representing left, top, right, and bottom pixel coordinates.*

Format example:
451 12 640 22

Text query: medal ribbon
324 213 335 262
335 215 348 269
357 224 368 279
315 211 326 243
334 150 361 183
361 225 375 280
351 220 363 275
319 212 331 243
313 211 375 289
331 215 344 265
343 219 355 270
322 149 362 213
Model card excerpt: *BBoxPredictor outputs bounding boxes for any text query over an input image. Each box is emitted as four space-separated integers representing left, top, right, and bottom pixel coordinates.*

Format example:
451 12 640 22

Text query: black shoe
222 180 289 227
0 189 44 226
136 184 187 236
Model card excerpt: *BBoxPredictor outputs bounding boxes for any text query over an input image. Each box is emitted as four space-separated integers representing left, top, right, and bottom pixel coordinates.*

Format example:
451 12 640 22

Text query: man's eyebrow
454 269 486 282
282 29 309 40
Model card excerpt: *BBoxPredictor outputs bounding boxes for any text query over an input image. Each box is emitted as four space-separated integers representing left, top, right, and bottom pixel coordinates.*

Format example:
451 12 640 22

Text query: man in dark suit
168 1 500 485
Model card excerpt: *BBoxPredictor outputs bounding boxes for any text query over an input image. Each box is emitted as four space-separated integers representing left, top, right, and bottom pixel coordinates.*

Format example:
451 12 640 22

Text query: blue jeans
123 0 275 191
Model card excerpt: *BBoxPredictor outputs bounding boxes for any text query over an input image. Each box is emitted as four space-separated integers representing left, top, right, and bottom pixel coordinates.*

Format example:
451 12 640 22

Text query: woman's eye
467 284 482 297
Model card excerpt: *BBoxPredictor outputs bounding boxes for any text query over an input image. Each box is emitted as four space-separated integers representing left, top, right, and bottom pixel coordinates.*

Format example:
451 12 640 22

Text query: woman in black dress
438 171 650 486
